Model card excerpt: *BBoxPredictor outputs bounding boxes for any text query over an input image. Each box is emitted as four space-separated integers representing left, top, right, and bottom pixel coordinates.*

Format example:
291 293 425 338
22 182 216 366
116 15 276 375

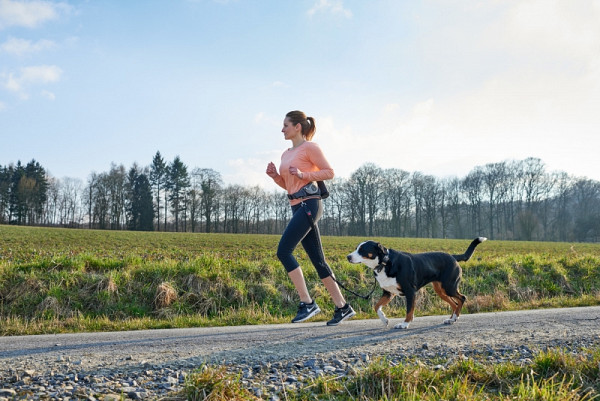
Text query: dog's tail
452 237 487 262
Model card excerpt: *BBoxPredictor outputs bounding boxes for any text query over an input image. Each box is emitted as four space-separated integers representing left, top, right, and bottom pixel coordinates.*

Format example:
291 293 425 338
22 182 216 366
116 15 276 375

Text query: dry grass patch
36 296 75 318
96 276 119 296
466 290 510 313
4 277 45 302
154 282 177 310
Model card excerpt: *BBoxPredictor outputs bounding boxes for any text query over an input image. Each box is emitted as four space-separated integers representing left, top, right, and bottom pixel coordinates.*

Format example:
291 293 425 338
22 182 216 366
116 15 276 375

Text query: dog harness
374 255 390 274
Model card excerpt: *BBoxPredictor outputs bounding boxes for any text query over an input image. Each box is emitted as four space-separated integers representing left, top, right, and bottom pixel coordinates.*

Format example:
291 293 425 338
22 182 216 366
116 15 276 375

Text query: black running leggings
277 198 332 279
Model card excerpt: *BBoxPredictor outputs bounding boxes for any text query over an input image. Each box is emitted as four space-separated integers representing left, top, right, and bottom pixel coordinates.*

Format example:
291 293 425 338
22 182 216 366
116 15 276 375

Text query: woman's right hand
266 162 279 178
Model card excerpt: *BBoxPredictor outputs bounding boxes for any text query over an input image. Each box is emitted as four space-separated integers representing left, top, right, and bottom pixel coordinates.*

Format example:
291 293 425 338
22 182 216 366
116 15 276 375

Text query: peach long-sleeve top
272 141 334 206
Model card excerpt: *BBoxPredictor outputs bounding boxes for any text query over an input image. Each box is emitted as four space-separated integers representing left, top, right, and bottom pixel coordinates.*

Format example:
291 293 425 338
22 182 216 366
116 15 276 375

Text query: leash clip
300 201 312 217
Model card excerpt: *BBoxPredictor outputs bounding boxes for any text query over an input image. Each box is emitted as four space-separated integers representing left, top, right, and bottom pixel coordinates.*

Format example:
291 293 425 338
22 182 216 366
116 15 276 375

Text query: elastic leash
300 201 379 300
334 270 379 300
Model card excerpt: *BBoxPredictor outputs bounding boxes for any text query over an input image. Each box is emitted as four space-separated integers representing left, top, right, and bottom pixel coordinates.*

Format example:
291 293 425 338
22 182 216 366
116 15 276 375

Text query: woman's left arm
303 143 334 181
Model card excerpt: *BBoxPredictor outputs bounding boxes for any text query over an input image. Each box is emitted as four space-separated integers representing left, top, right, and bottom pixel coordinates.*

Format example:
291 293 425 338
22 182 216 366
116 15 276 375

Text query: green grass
182 347 600 400
1 225 600 335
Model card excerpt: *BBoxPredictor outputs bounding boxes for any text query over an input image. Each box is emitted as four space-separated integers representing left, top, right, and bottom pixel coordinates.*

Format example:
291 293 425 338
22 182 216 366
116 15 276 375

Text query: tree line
1 153 599 242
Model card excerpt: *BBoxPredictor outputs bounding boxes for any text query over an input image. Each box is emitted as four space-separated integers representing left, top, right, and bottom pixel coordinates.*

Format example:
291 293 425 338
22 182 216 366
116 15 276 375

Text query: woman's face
282 117 302 141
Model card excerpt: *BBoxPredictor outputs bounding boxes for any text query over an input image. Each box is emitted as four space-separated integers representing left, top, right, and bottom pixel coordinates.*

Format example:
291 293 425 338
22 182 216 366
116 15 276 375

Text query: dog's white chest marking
376 273 402 295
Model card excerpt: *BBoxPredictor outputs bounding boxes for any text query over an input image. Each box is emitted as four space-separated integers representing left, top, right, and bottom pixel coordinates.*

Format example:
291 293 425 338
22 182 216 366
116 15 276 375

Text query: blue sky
1 0 600 187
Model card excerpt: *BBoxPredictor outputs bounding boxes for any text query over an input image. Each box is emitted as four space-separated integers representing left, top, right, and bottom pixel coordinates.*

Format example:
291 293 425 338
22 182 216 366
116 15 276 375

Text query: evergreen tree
149 151 166 231
9 161 25 224
4 160 48 225
127 166 155 231
136 173 155 231
167 156 190 232
25 160 49 224
0 165 11 223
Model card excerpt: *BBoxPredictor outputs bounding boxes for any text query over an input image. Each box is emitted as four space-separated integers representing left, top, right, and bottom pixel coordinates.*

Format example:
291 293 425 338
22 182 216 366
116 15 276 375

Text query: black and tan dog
347 237 486 329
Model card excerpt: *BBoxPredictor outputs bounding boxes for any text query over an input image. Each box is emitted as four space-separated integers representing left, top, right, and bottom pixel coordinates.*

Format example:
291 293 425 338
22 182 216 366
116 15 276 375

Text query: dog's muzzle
347 252 360 264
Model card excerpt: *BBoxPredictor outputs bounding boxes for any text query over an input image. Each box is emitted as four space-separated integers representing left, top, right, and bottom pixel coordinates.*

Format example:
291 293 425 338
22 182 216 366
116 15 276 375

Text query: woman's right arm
266 162 287 190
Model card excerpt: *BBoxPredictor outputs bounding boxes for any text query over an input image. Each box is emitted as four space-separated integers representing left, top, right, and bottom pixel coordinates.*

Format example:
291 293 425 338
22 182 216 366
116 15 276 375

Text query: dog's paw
444 314 458 325
377 309 389 327
394 322 410 330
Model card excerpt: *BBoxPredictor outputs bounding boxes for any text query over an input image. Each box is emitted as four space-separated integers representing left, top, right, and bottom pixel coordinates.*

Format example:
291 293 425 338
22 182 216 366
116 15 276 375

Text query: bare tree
445 177 464 238
62 177 83 227
421 174 440 238
221 184 244 233
412 172 428 238
553 172 573 242
382 168 410 237
45 176 60 225
482 162 507 240
107 164 127 230
462 168 484 237
192 168 222 233
516 158 546 240
349 163 383 236
572 178 600 241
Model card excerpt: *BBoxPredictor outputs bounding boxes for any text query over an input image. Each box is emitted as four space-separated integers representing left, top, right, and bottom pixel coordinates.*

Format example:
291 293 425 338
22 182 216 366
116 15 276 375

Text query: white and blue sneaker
291 301 321 323
327 303 356 326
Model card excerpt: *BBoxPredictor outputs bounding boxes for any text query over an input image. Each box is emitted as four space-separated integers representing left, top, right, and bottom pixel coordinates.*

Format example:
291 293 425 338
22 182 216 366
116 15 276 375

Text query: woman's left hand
289 166 304 179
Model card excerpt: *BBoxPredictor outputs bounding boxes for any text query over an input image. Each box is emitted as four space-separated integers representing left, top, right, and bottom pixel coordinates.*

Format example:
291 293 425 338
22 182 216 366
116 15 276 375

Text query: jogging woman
266 110 355 326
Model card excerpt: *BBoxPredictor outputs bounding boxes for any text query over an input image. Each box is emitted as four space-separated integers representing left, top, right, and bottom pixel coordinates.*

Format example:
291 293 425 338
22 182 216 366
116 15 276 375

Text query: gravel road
1 306 599 400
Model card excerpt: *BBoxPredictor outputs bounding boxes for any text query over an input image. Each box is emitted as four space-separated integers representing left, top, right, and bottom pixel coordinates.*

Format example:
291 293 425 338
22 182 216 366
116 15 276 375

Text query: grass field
1 225 599 336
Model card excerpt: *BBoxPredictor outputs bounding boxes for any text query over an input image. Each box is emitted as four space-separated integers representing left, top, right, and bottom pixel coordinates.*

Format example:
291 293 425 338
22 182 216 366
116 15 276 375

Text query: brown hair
286 110 316 141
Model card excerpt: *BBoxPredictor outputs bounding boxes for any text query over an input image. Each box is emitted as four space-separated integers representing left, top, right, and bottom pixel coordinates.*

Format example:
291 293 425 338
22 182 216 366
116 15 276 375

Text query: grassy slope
1 225 599 335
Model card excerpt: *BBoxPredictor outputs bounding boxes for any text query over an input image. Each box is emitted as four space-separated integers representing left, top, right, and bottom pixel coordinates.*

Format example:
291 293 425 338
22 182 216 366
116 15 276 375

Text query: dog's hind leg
449 289 467 321
432 281 464 325
394 292 415 330
374 291 394 327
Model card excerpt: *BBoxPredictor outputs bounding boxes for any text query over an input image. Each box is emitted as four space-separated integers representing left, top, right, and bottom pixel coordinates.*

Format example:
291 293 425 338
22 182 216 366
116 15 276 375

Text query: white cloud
480 0 600 86
19 65 61 84
41 89 55 100
307 0 352 19
505 0 600 57
254 112 265 123
342 0 600 179
0 0 70 29
1 36 56 56
3 65 62 99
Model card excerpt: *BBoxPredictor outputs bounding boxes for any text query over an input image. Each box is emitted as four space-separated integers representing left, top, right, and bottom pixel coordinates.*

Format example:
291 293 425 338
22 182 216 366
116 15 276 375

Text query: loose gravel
2 307 599 400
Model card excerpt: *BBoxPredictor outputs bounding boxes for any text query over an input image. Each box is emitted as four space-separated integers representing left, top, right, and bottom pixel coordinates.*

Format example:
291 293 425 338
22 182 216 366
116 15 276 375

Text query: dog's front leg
394 292 415 330
374 291 394 327
444 313 458 325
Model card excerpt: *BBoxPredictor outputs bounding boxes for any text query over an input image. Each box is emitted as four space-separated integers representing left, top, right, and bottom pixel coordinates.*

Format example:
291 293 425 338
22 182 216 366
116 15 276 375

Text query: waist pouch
317 180 329 199
288 182 321 200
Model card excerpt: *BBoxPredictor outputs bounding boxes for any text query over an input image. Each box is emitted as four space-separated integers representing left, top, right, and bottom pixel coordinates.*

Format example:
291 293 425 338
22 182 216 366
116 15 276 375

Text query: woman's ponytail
286 110 316 141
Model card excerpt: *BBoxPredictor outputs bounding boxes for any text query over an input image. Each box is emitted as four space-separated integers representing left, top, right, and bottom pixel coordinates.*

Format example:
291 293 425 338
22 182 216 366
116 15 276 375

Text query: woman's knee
276 246 289 263
316 263 332 279
277 246 298 273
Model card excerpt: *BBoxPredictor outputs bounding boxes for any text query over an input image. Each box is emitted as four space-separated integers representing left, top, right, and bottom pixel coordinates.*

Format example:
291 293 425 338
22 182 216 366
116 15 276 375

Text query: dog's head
347 241 388 270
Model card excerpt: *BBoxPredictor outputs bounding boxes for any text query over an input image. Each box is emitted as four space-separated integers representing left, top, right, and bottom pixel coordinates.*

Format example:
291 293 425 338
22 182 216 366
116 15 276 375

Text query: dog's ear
377 243 388 257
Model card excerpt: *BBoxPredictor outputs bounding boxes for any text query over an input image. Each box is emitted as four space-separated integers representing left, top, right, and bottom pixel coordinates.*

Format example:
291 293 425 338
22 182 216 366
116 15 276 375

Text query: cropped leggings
277 198 332 279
